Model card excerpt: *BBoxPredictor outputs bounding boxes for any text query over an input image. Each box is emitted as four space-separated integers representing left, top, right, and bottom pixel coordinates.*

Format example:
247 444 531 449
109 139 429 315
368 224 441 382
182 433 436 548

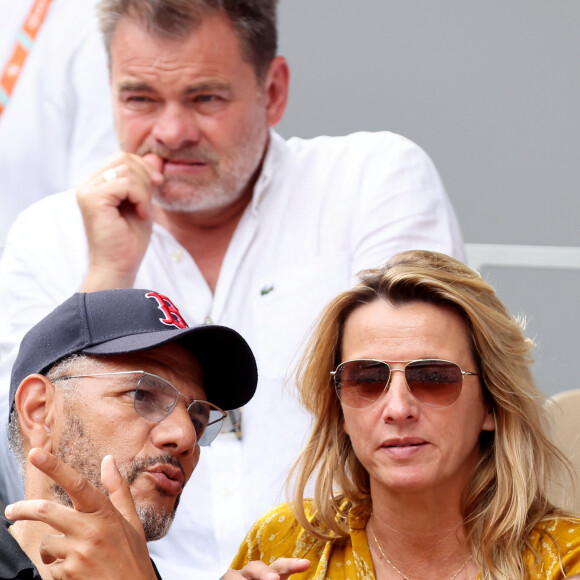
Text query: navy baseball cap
9 289 257 415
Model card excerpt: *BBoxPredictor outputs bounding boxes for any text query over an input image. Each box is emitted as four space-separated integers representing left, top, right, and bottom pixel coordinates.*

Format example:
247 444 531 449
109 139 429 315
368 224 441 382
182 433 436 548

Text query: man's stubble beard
51 412 182 542
146 120 269 214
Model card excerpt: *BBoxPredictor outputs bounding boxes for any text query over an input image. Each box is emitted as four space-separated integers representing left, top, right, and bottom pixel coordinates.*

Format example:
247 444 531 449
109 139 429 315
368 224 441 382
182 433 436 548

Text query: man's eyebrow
117 81 231 94
184 81 231 94
118 81 155 93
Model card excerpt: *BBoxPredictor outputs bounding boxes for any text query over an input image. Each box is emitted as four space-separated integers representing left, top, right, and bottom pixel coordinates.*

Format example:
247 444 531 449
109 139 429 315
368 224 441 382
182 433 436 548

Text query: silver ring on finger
103 168 118 182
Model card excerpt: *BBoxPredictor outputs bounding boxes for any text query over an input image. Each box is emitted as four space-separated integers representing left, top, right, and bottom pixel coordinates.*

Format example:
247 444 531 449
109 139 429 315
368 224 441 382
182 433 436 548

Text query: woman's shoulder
247 502 302 537
529 516 580 543
240 501 325 560
246 502 307 528
525 516 580 577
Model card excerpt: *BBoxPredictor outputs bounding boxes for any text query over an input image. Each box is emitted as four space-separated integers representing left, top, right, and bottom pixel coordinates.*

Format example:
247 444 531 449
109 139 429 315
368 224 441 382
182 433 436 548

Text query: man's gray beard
136 504 174 543
150 126 268 214
153 172 252 213
51 413 180 542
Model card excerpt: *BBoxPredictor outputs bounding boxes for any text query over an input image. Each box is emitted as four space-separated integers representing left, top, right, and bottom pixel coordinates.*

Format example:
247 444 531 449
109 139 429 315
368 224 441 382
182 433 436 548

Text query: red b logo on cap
145 292 188 329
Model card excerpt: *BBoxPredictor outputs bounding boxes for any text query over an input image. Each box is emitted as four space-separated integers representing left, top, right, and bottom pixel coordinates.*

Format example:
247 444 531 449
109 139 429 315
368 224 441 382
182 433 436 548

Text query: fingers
269 558 311 576
4 449 106 531
79 152 156 221
100 454 124 494
225 558 311 580
100 455 144 534
30 448 103 513
142 152 164 178
98 151 163 184
5 497 67 527
5 450 118 521
222 561 279 580
5 451 157 580
39 532 66 565
76 151 159 290
102 151 164 185
96 152 164 219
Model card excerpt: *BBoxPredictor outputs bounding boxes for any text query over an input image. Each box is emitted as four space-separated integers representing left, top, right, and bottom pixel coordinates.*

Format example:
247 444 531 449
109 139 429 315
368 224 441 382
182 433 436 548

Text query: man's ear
14 374 56 450
263 56 289 128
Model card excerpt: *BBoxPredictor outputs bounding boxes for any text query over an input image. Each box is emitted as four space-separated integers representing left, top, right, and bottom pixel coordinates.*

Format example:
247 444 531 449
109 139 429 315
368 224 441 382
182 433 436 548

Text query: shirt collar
250 129 289 214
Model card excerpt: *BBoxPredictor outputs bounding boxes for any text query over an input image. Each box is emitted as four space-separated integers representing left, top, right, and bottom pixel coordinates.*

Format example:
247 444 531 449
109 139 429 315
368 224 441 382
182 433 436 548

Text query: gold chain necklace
370 523 473 580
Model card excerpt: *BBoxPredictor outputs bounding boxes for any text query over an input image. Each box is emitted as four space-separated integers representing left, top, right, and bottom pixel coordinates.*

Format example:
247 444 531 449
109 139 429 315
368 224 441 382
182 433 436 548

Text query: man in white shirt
0 1 466 578
0 0 117 237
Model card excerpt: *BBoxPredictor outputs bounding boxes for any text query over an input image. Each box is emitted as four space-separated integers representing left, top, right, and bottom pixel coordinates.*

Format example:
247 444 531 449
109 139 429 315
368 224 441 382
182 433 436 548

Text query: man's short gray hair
96 0 278 79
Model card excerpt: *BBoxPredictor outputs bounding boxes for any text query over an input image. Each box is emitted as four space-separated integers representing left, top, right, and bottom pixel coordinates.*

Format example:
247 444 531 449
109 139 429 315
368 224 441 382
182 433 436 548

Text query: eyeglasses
331 359 479 409
52 371 227 446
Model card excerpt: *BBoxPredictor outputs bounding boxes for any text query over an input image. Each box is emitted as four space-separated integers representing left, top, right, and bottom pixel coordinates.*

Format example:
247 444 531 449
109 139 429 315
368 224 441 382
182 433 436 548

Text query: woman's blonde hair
289 250 573 579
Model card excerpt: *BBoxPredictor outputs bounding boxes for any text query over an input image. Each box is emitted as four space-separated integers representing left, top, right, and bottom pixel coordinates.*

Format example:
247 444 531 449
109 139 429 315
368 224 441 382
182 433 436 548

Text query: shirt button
172 249 183 263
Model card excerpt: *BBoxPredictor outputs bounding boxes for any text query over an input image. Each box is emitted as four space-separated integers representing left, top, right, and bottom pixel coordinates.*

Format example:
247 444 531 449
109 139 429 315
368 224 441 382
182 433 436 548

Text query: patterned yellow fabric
230 502 580 579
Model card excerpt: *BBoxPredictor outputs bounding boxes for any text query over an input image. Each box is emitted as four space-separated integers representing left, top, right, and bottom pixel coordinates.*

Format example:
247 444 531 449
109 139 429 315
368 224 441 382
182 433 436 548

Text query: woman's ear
482 404 496 432
14 374 56 450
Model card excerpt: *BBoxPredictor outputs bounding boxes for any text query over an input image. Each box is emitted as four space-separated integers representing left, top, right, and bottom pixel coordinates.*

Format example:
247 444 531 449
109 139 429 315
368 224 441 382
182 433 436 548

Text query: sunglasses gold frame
330 358 479 408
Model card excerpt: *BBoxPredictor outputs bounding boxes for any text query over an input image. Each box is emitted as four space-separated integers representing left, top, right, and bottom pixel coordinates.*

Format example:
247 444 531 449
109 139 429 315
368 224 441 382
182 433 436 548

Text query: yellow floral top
230 502 580 579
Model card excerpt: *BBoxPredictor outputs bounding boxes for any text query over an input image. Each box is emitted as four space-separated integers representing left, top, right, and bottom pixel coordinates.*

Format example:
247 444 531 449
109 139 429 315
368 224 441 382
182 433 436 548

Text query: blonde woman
231 250 580 579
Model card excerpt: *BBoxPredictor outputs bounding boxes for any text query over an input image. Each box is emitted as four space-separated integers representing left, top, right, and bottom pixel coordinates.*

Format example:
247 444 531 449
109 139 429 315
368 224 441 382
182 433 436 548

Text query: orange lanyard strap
0 0 54 116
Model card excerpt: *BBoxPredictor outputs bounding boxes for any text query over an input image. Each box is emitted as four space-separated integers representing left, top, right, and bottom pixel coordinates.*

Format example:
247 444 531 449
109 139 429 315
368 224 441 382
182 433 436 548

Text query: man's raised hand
76 152 163 292
6 449 158 580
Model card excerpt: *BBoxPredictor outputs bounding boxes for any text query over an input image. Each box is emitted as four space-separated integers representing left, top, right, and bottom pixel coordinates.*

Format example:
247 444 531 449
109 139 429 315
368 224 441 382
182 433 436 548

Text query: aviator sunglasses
331 359 479 409
52 370 227 446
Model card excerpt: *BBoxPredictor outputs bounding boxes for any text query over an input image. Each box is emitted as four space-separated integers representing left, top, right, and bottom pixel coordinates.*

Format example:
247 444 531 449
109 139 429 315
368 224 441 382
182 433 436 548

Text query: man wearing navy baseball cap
0 289 306 579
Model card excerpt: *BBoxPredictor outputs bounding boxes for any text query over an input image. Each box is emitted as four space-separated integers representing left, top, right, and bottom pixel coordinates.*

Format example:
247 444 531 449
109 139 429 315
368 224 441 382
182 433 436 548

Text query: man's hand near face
5 448 309 580
76 152 164 292
5 448 159 580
